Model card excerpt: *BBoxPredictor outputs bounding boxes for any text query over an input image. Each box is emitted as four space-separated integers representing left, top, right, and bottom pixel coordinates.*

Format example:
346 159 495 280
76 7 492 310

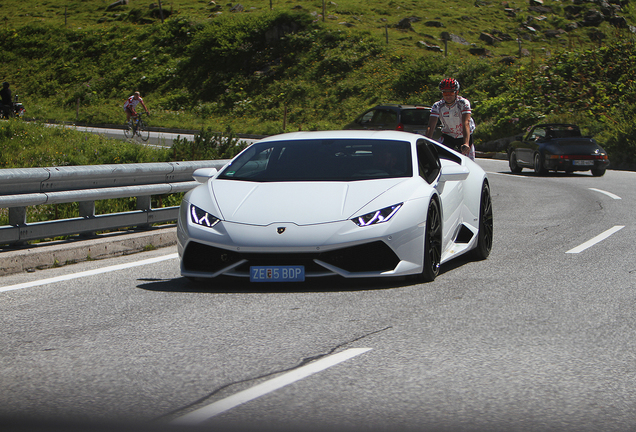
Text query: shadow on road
135 260 470 294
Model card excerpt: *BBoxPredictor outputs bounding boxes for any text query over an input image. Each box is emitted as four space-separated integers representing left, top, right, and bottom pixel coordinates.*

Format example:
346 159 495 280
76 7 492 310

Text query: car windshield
218 139 413 182
547 125 581 138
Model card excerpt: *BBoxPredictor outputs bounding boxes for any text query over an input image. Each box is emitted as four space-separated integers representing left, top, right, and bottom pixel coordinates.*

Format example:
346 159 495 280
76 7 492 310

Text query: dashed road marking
172 348 373 425
566 226 625 254
589 188 621 200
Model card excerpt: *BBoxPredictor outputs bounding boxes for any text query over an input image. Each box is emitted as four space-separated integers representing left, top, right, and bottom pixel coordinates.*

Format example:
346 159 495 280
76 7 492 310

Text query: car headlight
352 203 402 227
190 204 220 228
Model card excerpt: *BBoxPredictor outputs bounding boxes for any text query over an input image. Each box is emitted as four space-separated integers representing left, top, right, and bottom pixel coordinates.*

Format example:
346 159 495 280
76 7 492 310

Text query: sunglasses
442 91 456 95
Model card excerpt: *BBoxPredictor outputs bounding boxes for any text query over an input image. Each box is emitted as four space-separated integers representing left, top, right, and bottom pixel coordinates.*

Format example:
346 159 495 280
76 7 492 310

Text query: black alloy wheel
472 182 493 260
422 198 442 282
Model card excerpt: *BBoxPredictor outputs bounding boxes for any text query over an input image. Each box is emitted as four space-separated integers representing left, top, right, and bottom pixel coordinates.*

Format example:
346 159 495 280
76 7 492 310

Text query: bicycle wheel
123 122 132 139
137 119 150 142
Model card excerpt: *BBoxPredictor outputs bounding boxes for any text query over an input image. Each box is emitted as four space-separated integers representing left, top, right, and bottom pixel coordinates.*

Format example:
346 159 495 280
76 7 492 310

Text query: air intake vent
455 224 474 244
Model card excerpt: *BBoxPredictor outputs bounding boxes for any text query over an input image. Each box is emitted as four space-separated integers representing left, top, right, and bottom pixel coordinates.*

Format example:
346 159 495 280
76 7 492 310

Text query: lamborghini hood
210 179 408 226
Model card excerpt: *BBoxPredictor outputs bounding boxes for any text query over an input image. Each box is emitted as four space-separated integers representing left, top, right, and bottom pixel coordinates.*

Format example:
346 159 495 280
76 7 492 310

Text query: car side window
370 109 397 125
400 109 429 126
357 110 374 124
531 128 546 141
416 139 441 184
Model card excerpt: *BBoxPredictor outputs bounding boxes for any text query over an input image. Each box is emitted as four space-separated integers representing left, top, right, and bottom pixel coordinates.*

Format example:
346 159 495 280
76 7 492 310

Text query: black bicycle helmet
439 78 460 92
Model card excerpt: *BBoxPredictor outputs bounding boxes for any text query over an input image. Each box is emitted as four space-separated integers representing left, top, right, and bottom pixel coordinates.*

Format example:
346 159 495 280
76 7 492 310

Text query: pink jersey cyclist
426 78 476 160
123 91 149 122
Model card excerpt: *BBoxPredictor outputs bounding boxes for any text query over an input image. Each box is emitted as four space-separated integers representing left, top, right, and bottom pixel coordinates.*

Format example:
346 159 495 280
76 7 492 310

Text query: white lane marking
172 348 373 425
0 253 178 293
589 188 622 200
566 226 625 254
487 171 520 176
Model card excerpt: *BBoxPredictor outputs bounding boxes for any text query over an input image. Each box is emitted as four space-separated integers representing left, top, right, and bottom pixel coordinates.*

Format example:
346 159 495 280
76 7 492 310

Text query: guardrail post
79 200 96 237
8 207 27 246
136 195 152 230
9 207 26 226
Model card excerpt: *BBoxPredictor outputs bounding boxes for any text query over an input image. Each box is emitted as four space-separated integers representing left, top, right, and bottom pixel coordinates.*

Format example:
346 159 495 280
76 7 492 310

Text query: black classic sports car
508 123 610 176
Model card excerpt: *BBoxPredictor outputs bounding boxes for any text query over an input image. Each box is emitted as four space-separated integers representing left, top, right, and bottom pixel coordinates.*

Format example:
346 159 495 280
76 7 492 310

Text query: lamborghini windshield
218 139 413 182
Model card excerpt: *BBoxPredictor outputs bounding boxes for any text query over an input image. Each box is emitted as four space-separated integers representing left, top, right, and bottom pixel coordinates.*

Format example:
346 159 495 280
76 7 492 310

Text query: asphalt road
1 159 634 432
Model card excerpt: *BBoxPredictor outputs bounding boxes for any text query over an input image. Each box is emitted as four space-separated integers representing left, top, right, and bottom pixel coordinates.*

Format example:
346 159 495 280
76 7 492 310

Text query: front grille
183 240 400 274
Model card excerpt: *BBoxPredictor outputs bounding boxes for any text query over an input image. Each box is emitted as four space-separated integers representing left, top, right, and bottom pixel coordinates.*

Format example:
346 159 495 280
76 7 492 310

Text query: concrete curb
0 226 177 277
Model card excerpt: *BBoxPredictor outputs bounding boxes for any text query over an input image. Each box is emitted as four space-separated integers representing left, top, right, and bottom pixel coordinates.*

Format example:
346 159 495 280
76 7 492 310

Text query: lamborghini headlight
190 204 220 228
352 203 402 227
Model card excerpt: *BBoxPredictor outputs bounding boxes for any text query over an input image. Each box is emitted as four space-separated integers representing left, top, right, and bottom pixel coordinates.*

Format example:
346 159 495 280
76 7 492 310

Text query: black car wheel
509 150 522 173
534 153 546 175
591 168 606 177
422 198 442 282
472 182 493 260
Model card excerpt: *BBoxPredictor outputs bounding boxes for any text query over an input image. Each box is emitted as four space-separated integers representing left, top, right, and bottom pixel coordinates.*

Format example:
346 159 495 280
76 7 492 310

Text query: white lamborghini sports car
177 130 492 283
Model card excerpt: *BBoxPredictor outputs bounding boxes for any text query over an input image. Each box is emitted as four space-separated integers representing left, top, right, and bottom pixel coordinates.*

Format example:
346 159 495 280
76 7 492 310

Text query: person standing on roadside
1 82 13 118
123 91 149 123
426 78 476 161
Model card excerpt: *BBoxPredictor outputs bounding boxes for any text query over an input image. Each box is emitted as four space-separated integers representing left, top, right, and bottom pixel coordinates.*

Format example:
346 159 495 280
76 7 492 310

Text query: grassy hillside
1 0 635 165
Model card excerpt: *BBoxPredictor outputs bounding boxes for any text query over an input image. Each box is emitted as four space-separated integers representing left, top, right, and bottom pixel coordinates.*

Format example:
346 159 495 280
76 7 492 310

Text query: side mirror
439 164 469 182
192 167 218 183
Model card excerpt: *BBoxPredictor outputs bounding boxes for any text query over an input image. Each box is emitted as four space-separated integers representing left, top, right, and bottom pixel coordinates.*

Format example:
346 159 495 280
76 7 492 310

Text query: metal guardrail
0 160 229 246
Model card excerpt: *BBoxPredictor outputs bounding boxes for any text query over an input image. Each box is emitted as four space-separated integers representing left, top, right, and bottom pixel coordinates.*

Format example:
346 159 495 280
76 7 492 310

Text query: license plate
573 160 594 166
250 266 305 282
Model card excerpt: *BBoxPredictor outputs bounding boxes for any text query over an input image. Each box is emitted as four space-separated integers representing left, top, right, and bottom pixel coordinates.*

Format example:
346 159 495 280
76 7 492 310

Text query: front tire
472 182 493 260
137 120 150 142
421 198 442 282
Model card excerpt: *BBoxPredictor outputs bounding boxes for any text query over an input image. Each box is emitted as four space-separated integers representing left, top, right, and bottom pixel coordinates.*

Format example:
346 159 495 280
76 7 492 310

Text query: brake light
396 123 404 131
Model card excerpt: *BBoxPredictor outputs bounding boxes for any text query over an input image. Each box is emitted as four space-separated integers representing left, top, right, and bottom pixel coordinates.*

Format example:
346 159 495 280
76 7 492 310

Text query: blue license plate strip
250 266 305 282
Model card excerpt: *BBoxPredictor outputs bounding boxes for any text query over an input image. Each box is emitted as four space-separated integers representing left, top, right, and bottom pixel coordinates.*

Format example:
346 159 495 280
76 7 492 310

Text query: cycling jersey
123 95 143 111
430 96 475 139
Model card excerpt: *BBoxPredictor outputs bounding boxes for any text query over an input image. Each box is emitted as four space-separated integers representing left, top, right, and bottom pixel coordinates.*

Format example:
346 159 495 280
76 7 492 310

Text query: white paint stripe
589 188 621 200
172 348 373 425
486 171 532 179
566 226 625 254
0 253 178 293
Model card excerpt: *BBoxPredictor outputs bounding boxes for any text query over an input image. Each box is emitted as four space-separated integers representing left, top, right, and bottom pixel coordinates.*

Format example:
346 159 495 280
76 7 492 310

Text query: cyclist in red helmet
426 78 476 160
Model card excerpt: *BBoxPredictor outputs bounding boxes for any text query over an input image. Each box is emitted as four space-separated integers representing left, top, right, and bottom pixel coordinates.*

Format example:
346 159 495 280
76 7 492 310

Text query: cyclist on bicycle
426 78 476 160
123 91 149 123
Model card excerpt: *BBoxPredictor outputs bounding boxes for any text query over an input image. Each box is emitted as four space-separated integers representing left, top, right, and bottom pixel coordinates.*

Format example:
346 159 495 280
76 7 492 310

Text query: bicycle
123 112 150 142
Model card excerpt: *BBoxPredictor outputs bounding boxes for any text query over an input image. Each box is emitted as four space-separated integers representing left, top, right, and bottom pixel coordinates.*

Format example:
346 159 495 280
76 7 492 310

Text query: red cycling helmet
439 78 460 92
